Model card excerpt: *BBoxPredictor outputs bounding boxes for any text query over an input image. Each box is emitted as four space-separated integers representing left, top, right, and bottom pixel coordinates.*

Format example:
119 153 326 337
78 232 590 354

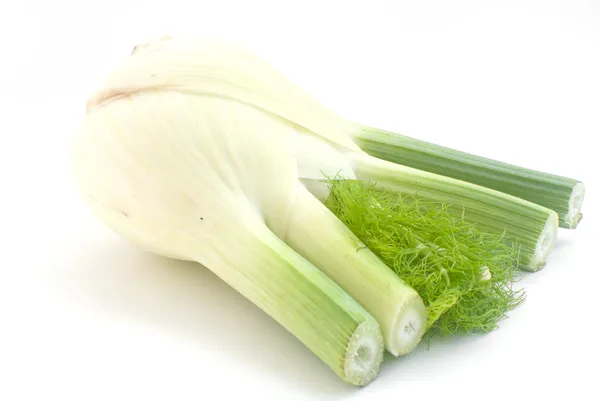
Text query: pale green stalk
349 153 559 272
189 221 384 385
285 185 427 356
354 127 584 228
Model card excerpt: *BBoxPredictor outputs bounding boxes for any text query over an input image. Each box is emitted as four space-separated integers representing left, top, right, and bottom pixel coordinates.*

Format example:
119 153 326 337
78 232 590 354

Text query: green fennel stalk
354 127 584 229
350 153 558 272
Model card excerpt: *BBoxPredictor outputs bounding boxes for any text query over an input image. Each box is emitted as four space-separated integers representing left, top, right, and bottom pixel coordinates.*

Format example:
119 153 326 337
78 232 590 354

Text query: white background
1 1 599 400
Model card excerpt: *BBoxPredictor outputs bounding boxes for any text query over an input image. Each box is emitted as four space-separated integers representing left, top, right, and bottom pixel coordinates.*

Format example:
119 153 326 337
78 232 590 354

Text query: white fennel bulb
72 37 426 386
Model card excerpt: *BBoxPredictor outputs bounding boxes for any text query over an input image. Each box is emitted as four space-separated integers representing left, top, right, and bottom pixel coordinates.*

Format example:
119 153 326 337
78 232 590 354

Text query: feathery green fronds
326 179 525 336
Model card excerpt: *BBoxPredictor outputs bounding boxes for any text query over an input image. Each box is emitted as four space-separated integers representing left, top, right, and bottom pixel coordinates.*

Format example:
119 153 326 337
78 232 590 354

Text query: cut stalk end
390 298 427 356
528 212 559 271
565 182 585 229
344 320 384 386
